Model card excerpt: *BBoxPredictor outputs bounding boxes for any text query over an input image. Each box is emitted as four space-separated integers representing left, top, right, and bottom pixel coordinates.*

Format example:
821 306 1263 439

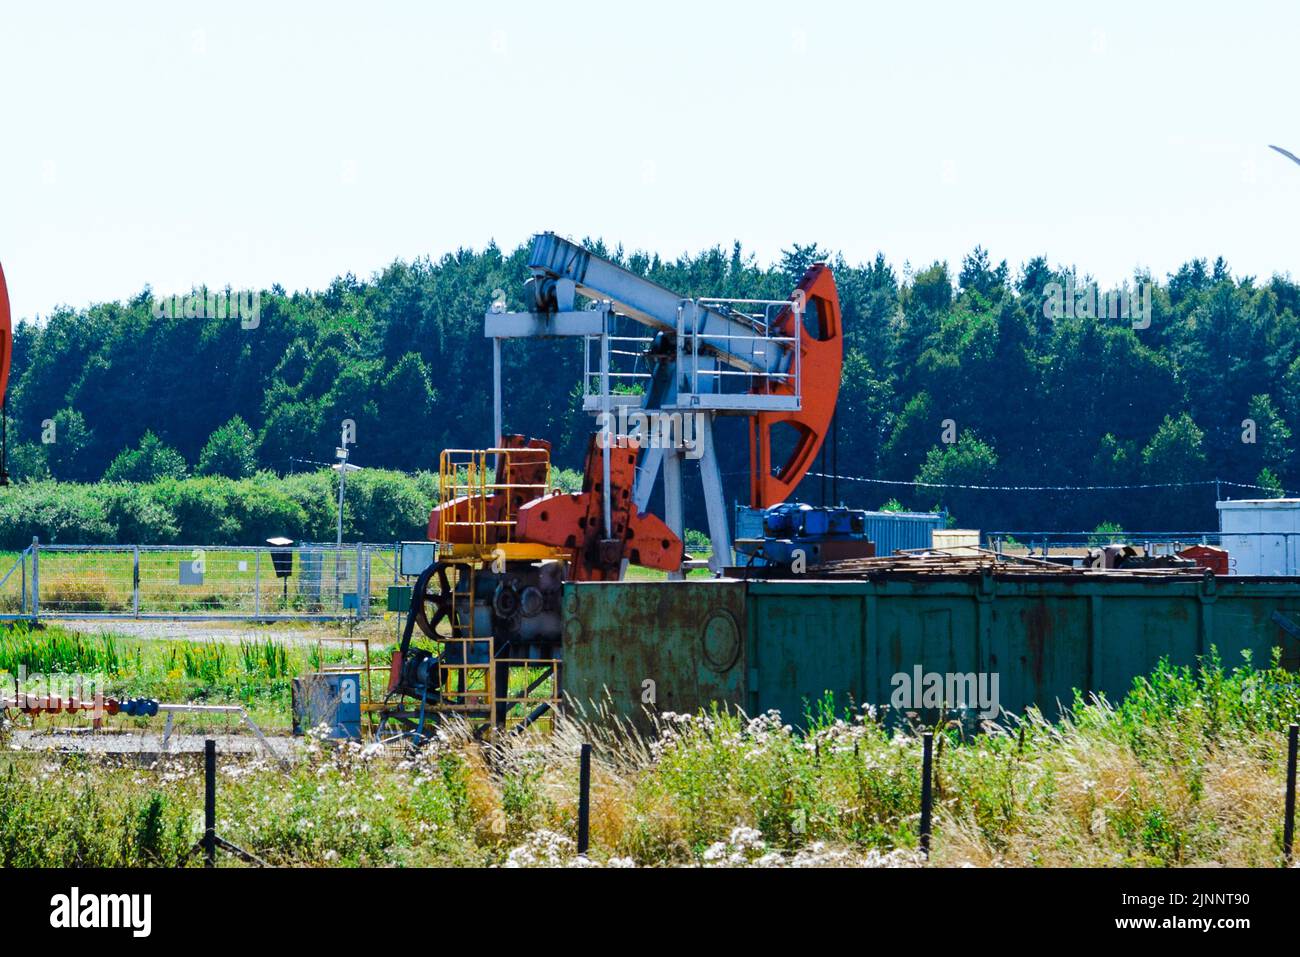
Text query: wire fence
988 531 1227 554
0 539 403 621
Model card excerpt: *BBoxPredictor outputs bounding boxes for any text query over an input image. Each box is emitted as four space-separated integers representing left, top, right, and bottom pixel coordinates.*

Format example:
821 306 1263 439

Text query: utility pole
335 441 349 549
333 428 361 596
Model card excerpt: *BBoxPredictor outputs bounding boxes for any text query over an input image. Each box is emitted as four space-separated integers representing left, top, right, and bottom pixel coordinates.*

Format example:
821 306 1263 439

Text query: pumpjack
379 233 843 741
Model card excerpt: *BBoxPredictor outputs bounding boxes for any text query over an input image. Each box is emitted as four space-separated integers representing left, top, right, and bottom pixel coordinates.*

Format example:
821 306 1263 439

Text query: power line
804 472 1298 496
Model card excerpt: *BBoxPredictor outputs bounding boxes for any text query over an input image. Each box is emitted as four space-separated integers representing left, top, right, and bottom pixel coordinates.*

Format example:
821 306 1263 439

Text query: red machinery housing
426 433 682 581
426 435 553 546
516 434 682 580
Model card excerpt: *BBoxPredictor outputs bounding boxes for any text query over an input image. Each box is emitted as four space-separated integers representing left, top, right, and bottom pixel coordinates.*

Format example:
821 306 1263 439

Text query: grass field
2 643 1298 867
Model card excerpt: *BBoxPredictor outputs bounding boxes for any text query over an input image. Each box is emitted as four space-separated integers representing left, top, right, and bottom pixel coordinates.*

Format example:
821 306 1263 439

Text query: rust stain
1021 601 1052 689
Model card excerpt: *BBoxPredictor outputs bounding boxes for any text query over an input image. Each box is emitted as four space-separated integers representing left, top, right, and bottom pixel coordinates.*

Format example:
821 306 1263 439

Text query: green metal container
563 580 747 723
562 573 1300 731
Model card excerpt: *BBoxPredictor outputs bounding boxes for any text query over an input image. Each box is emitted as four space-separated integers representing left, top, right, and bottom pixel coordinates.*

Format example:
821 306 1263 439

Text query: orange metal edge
748 264 844 508
0 262 11 404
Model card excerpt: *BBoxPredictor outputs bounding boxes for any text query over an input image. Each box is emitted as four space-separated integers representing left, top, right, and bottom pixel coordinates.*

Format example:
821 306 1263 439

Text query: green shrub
102 432 188 483
343 469 434 541
0 470 438 547
155 477 241 543
0 483 116 548
99 483 180 544
197 416 259 479
229 479 311 543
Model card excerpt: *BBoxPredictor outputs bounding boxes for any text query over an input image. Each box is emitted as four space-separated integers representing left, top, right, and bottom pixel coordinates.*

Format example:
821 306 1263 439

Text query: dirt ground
10 728 298 760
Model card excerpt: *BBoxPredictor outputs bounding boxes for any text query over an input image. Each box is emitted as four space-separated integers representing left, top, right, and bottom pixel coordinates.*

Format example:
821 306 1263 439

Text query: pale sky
2 0 1298 321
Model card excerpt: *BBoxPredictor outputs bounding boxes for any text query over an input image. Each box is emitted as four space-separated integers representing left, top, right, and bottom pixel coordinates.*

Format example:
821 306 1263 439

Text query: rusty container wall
562 580 747 731
564 574 1300 731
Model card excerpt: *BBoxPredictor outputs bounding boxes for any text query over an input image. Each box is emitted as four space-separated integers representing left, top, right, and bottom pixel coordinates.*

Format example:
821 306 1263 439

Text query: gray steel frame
485 233 809 571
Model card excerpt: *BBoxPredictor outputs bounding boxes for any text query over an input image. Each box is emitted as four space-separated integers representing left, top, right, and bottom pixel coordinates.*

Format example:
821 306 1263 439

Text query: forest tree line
7 238 1300 537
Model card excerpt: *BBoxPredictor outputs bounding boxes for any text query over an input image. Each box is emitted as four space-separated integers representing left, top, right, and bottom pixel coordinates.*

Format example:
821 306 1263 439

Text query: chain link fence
0 539 403 621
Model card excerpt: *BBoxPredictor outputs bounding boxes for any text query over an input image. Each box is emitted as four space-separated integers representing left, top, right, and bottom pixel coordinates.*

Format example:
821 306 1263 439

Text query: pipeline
1 694 159 717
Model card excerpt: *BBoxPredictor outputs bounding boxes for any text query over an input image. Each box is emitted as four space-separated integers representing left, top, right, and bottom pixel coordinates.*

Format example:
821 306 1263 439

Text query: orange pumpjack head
748 263 844 508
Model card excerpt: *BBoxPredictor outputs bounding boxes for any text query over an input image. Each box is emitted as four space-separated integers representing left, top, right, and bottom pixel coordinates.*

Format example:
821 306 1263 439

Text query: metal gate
0 538 401 622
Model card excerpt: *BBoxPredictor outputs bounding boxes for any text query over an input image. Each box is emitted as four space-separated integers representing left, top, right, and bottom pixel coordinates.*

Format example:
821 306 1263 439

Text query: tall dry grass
2 652 1297 867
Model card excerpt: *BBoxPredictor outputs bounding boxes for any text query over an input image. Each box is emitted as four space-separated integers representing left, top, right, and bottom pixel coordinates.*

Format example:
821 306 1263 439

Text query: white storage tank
1215 498 1300 575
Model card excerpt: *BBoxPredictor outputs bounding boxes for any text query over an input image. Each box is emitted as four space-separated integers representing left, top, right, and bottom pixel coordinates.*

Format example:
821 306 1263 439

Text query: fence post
204 738 217 868
132 545 140 618
254 551 261 618
1285 723 1298 863
357 545 368 618
919 731 933 858
577 742 592 855
30 536 39 622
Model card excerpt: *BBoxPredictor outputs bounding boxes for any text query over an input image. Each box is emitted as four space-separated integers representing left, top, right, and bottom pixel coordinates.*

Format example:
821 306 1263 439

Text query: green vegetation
103 432 188 483
7 242 1299 535
0 469 436 547
196 416 260 479
0 623 366 729
0 464 589 548
1 650 1297 867
0 627 125 675
682 528 711 556
1089 521 1127 546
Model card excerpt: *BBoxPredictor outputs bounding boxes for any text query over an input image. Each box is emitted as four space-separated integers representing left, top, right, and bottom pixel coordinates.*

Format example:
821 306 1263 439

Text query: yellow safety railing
437 447 553 549
495 658 563 731
386 451 567 735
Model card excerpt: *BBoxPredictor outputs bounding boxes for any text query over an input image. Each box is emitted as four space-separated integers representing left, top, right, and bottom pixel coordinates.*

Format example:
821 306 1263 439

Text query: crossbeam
526 232 788 375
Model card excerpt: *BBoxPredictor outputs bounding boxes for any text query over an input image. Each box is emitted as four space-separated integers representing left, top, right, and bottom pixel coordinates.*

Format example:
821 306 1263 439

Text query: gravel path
10 728 298 760
52 617 389 647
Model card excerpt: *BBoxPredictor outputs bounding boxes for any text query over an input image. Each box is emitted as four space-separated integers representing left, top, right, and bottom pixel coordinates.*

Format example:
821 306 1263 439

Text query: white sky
2 0 1298 321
